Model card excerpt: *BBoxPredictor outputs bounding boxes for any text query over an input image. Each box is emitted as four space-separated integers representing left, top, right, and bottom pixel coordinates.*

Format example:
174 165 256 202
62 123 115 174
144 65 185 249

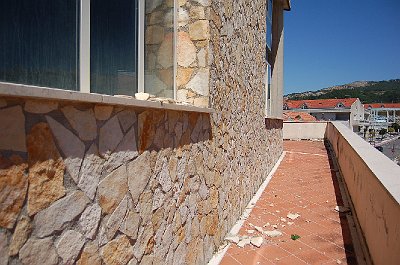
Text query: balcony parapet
283 121 400 265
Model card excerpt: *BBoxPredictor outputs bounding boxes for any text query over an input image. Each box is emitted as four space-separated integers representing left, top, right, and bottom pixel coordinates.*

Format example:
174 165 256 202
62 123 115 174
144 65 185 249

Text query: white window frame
79 0 159 96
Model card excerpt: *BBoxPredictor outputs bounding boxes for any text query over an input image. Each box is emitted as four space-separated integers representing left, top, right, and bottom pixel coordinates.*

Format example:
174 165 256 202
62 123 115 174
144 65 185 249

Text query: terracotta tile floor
219 141 358 265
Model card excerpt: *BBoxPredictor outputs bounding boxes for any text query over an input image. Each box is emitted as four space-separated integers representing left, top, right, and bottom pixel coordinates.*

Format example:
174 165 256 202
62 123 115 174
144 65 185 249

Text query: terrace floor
218 141 361 265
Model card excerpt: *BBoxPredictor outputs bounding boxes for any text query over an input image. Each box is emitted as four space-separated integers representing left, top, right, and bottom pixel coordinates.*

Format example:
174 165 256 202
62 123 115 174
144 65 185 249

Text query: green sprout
291 234 301 240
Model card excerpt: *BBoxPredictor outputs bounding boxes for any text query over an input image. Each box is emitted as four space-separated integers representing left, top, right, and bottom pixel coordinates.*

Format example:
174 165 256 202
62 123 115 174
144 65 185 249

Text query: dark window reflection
91 0 138 96
0 0 79 90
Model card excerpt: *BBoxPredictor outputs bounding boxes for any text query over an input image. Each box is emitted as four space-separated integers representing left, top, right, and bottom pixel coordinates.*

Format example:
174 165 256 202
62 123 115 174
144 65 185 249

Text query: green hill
286 79 400 103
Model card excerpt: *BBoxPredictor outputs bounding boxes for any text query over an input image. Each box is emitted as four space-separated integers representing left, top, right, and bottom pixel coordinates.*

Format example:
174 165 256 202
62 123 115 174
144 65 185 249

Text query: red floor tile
218 141 358 265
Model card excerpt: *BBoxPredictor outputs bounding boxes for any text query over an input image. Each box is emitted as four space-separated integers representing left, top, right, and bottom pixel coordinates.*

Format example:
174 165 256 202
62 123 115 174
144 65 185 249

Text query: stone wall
145 0 175 98
0 0 284 264
176 0 211 107
0 95 281 265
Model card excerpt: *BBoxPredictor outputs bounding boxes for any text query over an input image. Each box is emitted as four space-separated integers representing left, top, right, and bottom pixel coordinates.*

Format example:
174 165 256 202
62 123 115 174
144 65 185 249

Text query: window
265 64 272 116
0 0 175 98
266 0 273 52
91 0 139 96
0 0 79 90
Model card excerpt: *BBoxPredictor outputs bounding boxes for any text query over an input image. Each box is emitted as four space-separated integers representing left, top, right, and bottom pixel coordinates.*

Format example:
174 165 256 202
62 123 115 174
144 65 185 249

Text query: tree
388 127 395 134
391 122 400 132
379 128 387 140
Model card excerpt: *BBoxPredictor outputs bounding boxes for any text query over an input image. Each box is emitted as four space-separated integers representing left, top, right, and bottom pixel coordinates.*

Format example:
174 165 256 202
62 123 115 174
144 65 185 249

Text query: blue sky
284 0 400 95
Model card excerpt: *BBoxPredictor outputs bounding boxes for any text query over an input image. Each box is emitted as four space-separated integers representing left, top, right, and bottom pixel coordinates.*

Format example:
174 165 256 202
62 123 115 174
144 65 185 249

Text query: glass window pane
144 1 174 98
91 0 138 96
0 0 79 90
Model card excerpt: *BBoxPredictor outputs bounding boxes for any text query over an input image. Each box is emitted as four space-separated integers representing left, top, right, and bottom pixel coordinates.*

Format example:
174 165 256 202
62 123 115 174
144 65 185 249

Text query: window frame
79 0 146 95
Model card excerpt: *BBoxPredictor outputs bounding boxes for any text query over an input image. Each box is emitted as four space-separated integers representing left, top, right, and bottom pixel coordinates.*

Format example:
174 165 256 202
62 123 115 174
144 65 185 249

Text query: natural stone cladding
0 1 283 264
176 0 211 108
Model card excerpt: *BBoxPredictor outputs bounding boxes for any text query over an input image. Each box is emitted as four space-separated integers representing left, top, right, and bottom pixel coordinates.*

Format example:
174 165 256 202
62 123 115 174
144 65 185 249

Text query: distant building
283 111 317 122
364 103 400 129
284 98 364 131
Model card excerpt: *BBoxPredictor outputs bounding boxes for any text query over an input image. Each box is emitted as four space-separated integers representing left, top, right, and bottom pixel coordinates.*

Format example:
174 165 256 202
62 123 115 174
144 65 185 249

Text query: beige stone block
190 6 205 19
158 68 174 87
194 97 209 108
101 235 133 265
145 26 164 45
77 242 101 265
186 68 209 96
177 68 194 87
197 48 207 67
176 89 189 102
148 11 163 25
157 33 174 68
9 216 32 256
178 0 186 6
189 20 209 40
178 8 189 27
177 32 196 67
97 165 128 214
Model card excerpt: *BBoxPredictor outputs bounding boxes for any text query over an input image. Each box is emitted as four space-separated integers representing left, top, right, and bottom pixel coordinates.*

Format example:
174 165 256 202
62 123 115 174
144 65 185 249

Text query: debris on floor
237 237 251 248
264 230 283 238
334 205 350 213
250 237 263 248
287 213 300 220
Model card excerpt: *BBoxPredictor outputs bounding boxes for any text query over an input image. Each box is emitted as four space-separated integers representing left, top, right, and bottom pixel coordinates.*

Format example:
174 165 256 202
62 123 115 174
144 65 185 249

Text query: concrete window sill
0 82 214 114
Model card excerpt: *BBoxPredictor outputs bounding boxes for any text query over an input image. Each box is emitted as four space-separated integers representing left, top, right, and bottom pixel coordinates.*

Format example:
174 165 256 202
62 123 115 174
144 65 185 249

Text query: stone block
97 165 128 214
189 20 209 41
19 238 59 265
157 33 174 68
27 123 65 216
145 26 164 45
101 235 133 265
0 157 28 229
177 32 197 67
34 191 89 238
0 106 26 152
186 68 209 96
46 116 85 184
61 106 97 141
25 100 58 114
94 105 113 120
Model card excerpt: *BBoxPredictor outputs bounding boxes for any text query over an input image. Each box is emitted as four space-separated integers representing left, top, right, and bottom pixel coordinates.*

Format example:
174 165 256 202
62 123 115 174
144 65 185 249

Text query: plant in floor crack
291 234 301 240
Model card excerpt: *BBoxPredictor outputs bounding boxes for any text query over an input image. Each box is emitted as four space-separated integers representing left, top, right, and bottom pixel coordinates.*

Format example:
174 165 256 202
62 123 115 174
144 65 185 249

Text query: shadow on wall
0 96 213 264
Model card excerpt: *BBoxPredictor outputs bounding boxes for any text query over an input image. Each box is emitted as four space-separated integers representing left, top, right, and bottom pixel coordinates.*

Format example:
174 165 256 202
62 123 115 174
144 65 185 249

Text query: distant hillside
285 79 400 103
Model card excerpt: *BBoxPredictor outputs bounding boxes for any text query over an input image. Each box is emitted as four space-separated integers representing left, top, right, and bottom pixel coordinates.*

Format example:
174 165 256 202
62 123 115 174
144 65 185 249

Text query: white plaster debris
225 235 240 244
254 226 263 233
263 230 283 238
280 218 287 222
237 237 251 248
287 222 294 226
135 93 150 101
269 203 274 207
247 230 255 234
287 213 300 220
263 223 270 227
272 225 278 229
334 206 350 213
250 237 263 248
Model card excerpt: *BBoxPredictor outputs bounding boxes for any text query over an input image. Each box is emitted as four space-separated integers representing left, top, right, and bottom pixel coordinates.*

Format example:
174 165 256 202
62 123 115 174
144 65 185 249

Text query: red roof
284 98 358 109
364 103 400 109
283 112 317 122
